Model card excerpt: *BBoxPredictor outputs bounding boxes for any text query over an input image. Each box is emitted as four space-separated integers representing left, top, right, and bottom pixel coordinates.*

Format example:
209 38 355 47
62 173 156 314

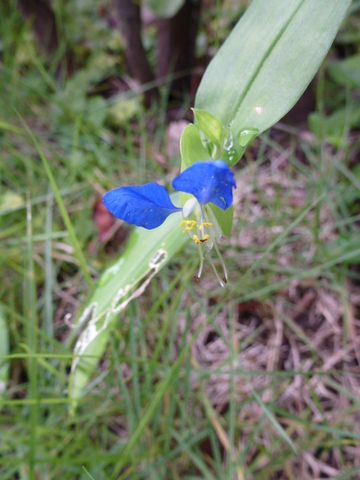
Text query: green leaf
329 54 360 88
0 119 21 134
209 204 233 238
238 128 259 147
108 97 141 126
0 306 9 398
192 108 224 147
146 0 185 18
0 190 24 214
69 213 188 411
195 0 351 135
180 124 210 171
309 108 360 147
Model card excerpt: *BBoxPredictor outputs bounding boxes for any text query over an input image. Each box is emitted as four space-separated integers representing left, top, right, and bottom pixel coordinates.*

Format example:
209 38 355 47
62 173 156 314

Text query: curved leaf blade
195 0 351 135
69 212 188 411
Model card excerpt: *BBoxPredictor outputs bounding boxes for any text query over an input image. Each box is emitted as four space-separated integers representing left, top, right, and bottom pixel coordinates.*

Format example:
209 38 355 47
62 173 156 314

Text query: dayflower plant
103 160 236 285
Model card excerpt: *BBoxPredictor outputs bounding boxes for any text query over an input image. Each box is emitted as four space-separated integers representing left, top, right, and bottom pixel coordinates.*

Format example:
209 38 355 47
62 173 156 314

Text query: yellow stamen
181 220 197 232
199 222 213 229
192 234 210 245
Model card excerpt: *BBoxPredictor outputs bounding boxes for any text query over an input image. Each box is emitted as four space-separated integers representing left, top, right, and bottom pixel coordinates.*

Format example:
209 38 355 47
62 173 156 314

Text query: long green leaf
195 0 351 135
69 213 188 410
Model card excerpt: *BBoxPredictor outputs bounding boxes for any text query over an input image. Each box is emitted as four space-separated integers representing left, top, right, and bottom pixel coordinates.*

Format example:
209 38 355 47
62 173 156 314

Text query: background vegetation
0 0 359 478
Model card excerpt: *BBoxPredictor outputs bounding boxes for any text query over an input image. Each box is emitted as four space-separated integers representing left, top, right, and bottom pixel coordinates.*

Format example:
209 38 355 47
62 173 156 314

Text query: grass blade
112 339 192 479
19 115 93 288
0 306 9 398
252 388 297 454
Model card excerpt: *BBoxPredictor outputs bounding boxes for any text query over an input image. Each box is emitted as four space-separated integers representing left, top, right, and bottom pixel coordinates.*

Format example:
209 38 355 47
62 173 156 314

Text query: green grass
1 1 360 479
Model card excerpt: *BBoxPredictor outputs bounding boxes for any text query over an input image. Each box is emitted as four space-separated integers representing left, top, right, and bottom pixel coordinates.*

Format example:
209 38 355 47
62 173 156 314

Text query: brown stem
156 0 202 102
112 0 158 107
18 0 58 54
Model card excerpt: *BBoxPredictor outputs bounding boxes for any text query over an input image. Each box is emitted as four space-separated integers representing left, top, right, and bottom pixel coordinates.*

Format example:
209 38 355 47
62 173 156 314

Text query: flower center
180 220 213 245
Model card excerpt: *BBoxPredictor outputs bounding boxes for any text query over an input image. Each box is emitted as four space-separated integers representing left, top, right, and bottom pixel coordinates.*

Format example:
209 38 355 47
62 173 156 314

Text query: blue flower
172 161 235 210
103 161 236 230
103 183 180 229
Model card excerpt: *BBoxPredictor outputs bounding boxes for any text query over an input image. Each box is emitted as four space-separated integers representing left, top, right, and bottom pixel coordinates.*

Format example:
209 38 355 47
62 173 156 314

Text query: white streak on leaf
149 249 167 269
71 249 169 379
76 303 97 332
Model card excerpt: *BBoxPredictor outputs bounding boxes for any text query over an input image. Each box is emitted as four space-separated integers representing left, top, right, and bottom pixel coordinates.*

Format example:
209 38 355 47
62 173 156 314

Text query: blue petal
103 183 180 229
172 161 236 210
